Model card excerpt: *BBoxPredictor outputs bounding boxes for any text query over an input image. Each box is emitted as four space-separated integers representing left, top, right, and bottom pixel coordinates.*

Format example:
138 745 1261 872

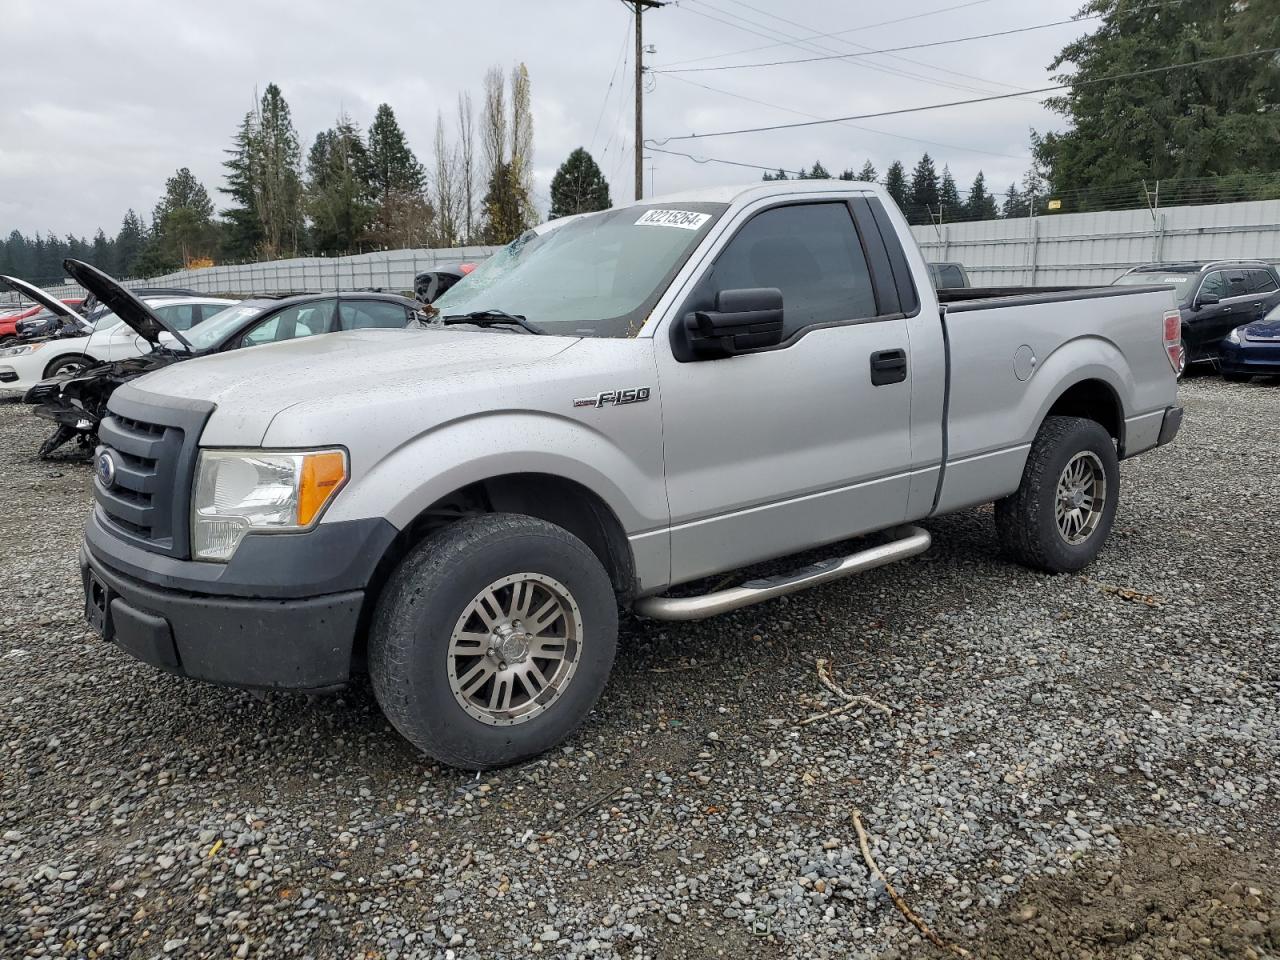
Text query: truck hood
62 259 193 350
121 327 578 443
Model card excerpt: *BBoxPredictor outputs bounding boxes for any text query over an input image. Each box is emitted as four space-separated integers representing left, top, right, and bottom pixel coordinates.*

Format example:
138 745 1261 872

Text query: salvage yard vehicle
22 260 431 458
1113 259 1280 377
79 181 1183 770
0 274 236 394
1219 302 1280 381
0 296 83 343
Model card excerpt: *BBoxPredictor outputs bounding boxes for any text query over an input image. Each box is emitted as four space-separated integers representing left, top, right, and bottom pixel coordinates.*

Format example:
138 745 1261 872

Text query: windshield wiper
441 309 546 335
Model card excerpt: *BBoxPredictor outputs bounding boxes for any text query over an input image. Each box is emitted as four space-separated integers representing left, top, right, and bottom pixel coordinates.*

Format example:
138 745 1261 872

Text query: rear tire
1174 336 1188 379
369 513 618 770
995 416 1119 573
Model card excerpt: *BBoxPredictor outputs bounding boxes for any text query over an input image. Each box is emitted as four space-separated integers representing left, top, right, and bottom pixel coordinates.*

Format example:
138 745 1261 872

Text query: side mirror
1195 293 1220 309
684 287 784 358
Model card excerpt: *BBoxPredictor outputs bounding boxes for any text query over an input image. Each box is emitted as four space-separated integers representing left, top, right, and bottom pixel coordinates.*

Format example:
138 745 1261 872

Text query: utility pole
629 0 665 201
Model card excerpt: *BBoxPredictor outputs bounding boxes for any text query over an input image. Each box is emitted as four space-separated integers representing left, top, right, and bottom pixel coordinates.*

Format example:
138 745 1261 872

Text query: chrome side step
633 525 931 622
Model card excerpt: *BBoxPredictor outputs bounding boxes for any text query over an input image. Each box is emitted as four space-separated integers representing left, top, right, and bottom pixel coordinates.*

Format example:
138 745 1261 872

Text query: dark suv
1113 260 1280 376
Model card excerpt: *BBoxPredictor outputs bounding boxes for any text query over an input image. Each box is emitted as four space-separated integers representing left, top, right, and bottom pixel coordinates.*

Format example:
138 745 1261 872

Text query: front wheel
369 513 618 770
44 355 93 379
995 416 1120 573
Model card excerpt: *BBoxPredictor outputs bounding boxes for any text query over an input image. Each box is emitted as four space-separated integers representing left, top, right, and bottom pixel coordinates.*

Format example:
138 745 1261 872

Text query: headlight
0 343 41 357
1225 327 1241 344
192 448 348 561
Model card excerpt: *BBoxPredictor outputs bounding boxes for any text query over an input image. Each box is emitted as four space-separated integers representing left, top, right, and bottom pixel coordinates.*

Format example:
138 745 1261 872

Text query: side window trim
863 198 921 316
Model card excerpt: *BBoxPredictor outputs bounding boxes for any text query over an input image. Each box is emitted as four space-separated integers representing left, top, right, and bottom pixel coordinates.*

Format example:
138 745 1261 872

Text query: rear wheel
1174 336 1189 379
369 513 618 770
995 416 1120 573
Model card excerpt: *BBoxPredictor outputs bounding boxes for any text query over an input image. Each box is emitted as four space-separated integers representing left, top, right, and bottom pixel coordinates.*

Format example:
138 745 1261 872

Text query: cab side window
690 203 878 340
1225 271 1249 298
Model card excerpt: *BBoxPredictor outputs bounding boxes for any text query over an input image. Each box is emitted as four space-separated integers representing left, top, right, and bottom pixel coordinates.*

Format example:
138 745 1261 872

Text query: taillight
1163 309 1182 373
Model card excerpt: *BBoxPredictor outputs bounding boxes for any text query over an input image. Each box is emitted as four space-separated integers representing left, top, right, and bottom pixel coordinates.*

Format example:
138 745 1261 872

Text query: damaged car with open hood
22 259 431 457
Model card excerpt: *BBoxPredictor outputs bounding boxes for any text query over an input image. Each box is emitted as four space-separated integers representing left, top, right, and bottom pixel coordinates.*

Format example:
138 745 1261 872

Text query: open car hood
0 275 81 322
62 259 193 350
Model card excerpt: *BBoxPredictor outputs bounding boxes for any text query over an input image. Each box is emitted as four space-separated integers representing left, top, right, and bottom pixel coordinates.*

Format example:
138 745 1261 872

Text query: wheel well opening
351 474 636 676
1046 379 1122 445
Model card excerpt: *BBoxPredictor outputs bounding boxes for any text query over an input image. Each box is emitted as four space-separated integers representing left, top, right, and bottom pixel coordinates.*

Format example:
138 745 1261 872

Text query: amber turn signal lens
297 451 348 526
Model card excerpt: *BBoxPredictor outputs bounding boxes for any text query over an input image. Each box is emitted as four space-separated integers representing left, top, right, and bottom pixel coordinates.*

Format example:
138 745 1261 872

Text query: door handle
870 349 908 386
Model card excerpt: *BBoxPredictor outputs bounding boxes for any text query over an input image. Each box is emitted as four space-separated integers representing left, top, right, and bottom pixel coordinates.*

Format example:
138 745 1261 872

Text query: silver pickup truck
80 182 1183 769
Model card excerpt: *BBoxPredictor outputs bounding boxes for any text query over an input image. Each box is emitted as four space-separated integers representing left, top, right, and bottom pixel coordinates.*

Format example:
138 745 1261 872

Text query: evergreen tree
964 171 999 221
367 104 426 202
838 169 855 181
220 111 265 260
883 161 909 211
1001 183 1028 218
804 161 830 180
855 160 878 183
761 169 790 181
253 83 304 258
366 104 428 247
549 147 610 219
91 228 115 273
115 210 147 277
907 153 940 225
479 161 531 245
306 117 375 255
1033 0 1280 205
938 165 961 220
142 167 217 272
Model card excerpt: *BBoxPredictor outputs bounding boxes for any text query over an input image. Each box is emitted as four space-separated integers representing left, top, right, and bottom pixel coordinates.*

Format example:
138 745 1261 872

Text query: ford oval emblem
96 451 117 489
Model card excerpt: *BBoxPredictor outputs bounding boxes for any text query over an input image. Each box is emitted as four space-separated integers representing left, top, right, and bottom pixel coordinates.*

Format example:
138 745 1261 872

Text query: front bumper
81 509 399 691
1219 339 1280 375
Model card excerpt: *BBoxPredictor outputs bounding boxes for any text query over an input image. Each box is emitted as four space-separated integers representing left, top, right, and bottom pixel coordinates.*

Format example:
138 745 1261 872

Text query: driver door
654 200 914 585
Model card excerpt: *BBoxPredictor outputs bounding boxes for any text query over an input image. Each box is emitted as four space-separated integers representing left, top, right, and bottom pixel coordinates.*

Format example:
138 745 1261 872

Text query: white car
0 295 236 396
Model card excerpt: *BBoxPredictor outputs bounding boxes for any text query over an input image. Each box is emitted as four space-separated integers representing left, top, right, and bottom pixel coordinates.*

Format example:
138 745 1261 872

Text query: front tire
369 513 618 770
995 416 1120 573
44 355 94 379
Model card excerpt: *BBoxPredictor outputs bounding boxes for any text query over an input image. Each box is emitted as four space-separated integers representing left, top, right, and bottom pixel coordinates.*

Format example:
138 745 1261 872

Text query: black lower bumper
1157 405 1183 447
81 544 365 691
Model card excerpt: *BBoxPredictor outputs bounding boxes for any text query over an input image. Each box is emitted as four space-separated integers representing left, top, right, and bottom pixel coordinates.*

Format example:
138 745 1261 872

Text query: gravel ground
1 377 1277 960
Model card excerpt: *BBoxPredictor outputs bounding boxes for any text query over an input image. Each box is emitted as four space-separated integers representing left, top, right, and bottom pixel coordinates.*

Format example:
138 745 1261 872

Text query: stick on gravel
852 809 972 958
803 657 893 724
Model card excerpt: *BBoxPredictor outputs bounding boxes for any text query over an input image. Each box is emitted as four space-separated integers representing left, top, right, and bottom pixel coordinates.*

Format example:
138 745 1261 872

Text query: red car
0 298 83 341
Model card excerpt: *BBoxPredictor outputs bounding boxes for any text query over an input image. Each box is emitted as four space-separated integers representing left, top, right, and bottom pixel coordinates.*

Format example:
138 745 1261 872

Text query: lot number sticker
635 209 710 230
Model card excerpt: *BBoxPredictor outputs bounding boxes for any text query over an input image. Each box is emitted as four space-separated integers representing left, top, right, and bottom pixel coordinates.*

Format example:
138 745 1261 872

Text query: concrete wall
910 199 1280 287
5 246 499 302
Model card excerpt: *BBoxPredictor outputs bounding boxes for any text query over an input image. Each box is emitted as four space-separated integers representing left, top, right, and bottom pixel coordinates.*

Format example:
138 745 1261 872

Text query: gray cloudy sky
1 0 1086 238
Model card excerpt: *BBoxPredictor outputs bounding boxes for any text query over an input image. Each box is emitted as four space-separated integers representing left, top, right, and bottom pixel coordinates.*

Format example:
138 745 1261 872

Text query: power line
675 0 1021 99
659 71 1031 160
646 143 807 177
650 47 1280 143
698 0 1030 93
655 3 1178 74
658 0 997 69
